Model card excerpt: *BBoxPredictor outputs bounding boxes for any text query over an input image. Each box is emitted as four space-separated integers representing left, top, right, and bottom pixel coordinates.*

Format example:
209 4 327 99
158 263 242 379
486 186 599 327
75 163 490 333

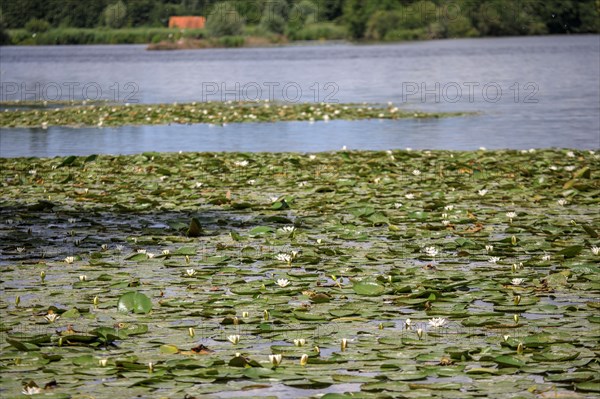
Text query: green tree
206 2 244 37
104 1 127 28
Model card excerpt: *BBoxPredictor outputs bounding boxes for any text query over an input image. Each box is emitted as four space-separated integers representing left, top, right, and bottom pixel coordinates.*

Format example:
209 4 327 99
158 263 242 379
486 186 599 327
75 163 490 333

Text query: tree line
0 0 598 44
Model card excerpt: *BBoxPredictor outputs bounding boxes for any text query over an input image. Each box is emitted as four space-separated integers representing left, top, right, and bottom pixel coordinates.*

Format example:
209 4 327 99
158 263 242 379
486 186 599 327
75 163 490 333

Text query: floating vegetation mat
0 101 468 128
0 149 599 398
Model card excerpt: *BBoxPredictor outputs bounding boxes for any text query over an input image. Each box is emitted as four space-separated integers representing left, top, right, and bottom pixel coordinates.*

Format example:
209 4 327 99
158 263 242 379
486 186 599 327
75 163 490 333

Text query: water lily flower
309 154 317 160
405 318 412 329
423 247 438 257
280 226 295 233
591 246 599 255
162 249 170 255
101 244 108 251
503 335 510 342
566 151 575 157
412 169 421 176
64 256 75 264
269 354 283 366
442 220 450 226
234 160 249 167
485 245 494 252
478 189 488 196
276 253 292 264
405 193 415 199
242 311 249 318
511 278 525 286
22 385 42 395
294 338 305 347
148 362 154 373
99 358 108 367
40 270 46 283
16 247 25 253
188 327 195 337
314 345 320 354
394 202 403 209
276 279 290 288
300 354 309 366
428 317 447 328
269 196 279 203
565 165 576 171
557 199 568 206
506 212 517 223
444 205 454 211
79 275 87 281
542 253 551 261
488 257 501 264
186 269 196 277
417 328 423 339
147 253 155 259
341 338 348 351
44 313 60 323
137 249 147 254
513 314 519 324
227 335 240 345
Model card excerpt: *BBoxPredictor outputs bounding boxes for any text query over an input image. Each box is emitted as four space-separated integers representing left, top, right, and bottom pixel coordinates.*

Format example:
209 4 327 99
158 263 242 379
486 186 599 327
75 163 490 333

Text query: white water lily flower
506 212 517 223
542 253 551 261
591 246 600 255
227 335 240 344
276 253 292 263
99 359 108 367
424 247 438 257
511 278 525 286
485 245 494 252
488 257 501 264
444 205 454 211
269 354 283 366
341 338 348 351
557 199 568 206
412 169 421 176
294 338 306 347
44 313 60 323
137 249 147 254
478 189 488 196
442 220 450 226
147 253 155 259
308 154 317 160
276 279 290 288
22 385 43 395
405 318 412 329
566 151 575 157
234 160 249 167
290 250 299 259
16 247 25 253
79 275 87 282
162 249 170 255
428 317 447 328
64 256 75 264
280 226 295 233
269 196 280 203
565 165 576 171
194 182 203 188
186 269 196 277
405 193 415 199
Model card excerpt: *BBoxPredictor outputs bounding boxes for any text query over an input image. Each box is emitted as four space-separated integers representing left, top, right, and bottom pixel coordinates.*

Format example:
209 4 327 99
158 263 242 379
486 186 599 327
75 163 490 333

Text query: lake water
1 35 599 156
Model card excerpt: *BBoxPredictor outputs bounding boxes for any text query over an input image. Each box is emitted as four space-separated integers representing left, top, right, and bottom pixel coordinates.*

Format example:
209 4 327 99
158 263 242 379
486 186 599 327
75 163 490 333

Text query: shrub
206 2 245 37
25 18 50 33
104 1 127 29
260 13 286 34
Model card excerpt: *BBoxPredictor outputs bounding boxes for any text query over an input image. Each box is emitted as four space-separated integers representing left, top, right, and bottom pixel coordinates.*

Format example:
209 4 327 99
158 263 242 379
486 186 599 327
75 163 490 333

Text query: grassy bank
0 101 468 128
0 149 599 398
7 27 207 45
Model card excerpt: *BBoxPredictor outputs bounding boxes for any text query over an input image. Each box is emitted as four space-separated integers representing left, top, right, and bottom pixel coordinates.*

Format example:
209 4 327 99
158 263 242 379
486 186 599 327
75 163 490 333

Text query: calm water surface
1 35 599 156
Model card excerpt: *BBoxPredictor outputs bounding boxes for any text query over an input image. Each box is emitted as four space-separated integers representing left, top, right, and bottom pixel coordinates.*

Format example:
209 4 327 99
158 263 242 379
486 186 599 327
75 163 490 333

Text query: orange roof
169 16 206 29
